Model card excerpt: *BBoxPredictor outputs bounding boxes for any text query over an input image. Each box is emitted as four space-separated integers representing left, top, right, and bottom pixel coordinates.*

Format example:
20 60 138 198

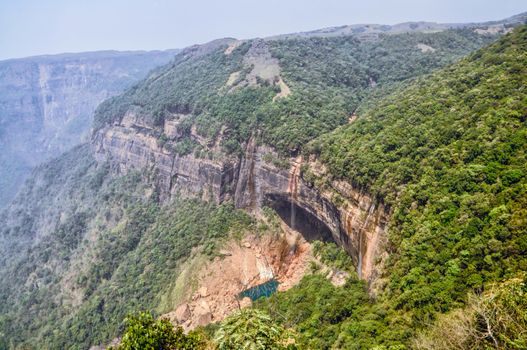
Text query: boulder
239 297 252 308
194 300 212 326
174 303 191 323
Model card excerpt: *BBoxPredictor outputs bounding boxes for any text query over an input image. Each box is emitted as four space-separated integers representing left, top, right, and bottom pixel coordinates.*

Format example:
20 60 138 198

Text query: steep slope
253 24 527 349
0 144 260 349
91 28 500 282
0 49 178 207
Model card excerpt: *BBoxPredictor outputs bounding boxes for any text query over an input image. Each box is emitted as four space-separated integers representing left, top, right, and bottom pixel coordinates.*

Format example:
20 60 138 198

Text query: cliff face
0 49 178 207
93 116 388 283
88 18 526 290
88 26 514 288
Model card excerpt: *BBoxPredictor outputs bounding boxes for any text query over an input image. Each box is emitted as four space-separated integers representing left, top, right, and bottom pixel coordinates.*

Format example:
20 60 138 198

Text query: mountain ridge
0 49 180 65
264 11 527 41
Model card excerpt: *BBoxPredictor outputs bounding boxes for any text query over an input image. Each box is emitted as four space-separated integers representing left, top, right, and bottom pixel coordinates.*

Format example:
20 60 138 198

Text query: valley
0 12 526 350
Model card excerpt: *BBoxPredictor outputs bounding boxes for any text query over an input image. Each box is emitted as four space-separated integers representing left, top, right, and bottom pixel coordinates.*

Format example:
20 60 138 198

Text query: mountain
0 14 526 350
0 49 179 208
266 11 527 41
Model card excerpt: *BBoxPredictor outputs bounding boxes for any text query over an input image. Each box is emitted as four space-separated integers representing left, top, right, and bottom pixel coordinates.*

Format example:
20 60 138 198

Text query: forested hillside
254 24 527 349
93 29 497 155
0 145 256 349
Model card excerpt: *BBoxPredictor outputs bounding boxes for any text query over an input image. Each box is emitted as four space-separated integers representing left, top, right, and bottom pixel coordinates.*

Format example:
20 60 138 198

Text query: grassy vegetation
312 241 355 273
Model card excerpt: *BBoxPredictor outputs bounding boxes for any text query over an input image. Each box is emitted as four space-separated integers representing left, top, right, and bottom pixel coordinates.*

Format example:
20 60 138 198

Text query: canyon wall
0 49 178 207
93 114 389 283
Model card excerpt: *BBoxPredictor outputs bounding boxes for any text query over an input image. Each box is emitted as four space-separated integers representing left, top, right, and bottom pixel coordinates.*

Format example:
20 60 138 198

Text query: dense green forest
207 25 527 350
287 25 526 347
112 24 527 350
93 29 497 156
0 146 256 349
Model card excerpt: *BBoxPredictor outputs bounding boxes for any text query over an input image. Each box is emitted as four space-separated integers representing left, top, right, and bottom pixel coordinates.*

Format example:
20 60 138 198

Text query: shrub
110 312 203 350
215 309 297 350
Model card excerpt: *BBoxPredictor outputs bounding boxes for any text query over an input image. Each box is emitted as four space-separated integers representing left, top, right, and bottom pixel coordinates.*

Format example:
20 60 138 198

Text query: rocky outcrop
0 49 179 207
93 115 389 283
231 142 389 283
163 232 313 330
92 120 236 203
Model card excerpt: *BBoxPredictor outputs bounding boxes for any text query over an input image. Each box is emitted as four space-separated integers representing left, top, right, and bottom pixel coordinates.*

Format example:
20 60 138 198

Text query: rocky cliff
93 115 389 283
0 49 178 207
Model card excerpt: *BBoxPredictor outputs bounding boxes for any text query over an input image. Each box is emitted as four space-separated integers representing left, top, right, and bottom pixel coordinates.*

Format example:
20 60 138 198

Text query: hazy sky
0 0 525 60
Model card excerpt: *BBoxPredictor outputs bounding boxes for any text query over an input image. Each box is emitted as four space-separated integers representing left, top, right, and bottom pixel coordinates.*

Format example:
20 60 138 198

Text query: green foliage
262 153 290 170
110 312 203 350
254 274 403 349
0 24 520 350
55 200 253 349
215 309 297 350
0 143 255 349
93 29 497 156
312 241 355 273
93 42 249 131
270 29 495 91
306 25 527 344
414 276 527 350
168 138 200 156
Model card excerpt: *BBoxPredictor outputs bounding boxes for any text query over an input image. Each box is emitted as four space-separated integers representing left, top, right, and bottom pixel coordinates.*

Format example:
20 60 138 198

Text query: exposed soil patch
273 77 291 101
224 41 242 55
225 39 292 99
416 43 436 53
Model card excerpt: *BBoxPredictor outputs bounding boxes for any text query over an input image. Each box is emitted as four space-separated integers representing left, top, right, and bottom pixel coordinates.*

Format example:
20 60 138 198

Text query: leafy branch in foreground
109 312 204 350
215 309 298 350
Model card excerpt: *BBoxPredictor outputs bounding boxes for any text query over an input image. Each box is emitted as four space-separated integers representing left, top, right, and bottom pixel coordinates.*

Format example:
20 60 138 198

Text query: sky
0 0 525 60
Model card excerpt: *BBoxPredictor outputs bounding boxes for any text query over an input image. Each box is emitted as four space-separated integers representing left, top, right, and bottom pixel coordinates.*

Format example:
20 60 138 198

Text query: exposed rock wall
0 49 179 207
93 118 389 283
92 122 235 204
163 232 313 330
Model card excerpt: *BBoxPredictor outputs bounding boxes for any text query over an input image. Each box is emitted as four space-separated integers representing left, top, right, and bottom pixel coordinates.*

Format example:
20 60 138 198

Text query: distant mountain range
266 11 527 40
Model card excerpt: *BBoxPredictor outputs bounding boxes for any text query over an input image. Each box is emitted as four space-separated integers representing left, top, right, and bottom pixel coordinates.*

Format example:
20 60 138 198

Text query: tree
110 312 203 350
413 276 527 350
215 309 297 350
